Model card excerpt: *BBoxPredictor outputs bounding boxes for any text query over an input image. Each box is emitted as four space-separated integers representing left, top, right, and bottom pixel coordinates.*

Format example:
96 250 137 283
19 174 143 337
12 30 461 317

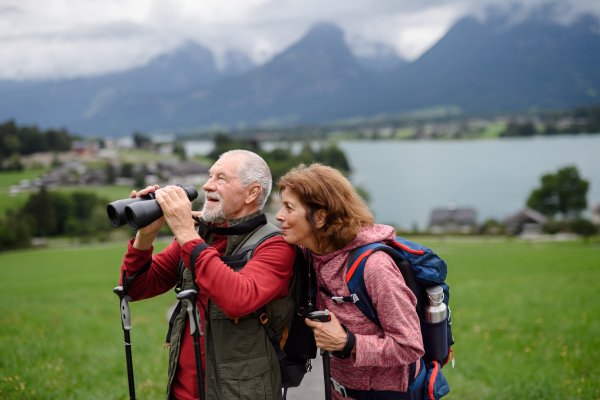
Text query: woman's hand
305 310 353 352
131 185 165 250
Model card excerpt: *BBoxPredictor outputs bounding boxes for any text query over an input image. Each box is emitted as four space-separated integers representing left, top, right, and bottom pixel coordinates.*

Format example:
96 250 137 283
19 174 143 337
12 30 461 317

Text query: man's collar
205 211 265 236
227 210 262 227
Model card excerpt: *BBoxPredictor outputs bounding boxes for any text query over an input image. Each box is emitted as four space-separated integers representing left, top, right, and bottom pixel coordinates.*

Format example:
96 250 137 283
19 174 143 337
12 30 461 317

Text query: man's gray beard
202 193 226 224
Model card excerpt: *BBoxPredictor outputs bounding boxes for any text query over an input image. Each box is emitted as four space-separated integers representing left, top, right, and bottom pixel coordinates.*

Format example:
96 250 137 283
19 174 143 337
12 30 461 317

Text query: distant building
501 208 548 235
116 137 135 150
70 141 99 157
79 167 108 185
37 160 86 186
97 148 118 159
158 144 174 156
158 160 210 187
429 203 477 234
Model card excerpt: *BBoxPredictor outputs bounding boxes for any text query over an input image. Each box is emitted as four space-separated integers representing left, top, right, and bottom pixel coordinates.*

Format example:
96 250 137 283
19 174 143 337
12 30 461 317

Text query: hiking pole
113 286 137 400
308 311 332 400
177 289 206 400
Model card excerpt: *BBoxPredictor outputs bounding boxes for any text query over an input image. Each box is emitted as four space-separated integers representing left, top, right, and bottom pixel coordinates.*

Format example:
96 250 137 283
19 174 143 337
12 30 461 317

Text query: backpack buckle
332 294 359 304
330 376 347 398
259 313 269 325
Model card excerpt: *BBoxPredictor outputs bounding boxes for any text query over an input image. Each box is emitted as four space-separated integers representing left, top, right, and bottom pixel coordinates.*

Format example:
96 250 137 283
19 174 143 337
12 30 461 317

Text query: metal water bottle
424 286 446 323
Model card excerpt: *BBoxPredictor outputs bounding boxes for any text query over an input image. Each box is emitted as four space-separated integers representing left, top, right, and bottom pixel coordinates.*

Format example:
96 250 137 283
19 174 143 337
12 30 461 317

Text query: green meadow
0 183 135 217
0 239 599 399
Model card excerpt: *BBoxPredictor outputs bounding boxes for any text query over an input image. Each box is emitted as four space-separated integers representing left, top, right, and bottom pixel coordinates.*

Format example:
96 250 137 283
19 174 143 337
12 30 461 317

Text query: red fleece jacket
119 231 295 400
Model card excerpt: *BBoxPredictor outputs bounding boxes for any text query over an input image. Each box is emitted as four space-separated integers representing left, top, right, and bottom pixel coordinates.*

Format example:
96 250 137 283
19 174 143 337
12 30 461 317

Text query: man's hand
132 185 165 250
155 186 199 246
305 310 353 352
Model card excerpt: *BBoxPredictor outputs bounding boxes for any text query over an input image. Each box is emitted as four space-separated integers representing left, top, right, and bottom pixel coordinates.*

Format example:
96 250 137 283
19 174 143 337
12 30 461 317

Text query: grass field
0 170 45 217
477 123 505 139
0 183 136 217
0 240 599 399
0 170 48 188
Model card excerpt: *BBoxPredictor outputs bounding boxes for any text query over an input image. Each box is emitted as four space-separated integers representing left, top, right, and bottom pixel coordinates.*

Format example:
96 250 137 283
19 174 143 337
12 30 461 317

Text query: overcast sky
1 0 599 80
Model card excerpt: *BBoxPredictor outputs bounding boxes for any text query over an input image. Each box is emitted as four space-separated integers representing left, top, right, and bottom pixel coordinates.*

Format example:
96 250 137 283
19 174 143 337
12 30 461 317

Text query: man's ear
314 209 326 229
245 184 261 205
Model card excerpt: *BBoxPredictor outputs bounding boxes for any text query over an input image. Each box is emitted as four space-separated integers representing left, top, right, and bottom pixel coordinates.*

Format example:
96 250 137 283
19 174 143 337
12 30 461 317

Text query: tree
208 133 258 161
355 187 371 204
23 186 58 236
45 129 72 152
19 125 45 154
71 192 102 222
121 163 134 178
501 121 536 137
317 145 350 174
6 153 24 171
526 166 589 219
2 134 20 156
134 173 147 188
0 210 32 251
105 163 116 184
133 132 151 149
569 218 598 241
173 142 187 161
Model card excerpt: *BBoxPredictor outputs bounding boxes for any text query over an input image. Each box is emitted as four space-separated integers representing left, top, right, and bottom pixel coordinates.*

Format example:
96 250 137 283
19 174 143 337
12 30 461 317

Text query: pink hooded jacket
311 224 424 399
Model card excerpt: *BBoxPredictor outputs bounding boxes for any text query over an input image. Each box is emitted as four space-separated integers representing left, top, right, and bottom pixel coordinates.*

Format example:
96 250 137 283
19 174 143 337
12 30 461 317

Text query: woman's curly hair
277 163 374 253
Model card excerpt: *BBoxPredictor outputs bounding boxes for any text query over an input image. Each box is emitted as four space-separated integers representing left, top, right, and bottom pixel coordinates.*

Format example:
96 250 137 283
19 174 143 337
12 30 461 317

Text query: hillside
1 9 599 136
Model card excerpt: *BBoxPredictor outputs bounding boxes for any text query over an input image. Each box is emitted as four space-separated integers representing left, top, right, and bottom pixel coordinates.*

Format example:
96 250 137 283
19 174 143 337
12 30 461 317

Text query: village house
428 203 477 234
157 160 210 187
70 141 99 158
501 207 548 235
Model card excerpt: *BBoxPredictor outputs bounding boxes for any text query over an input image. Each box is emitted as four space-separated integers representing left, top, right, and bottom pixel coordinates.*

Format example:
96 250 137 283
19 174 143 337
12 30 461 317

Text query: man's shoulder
255 235 297 262
260 234 295 251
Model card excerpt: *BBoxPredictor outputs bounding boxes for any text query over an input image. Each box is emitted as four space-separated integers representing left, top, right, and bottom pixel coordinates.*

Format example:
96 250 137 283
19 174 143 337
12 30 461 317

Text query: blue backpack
319 236 454 400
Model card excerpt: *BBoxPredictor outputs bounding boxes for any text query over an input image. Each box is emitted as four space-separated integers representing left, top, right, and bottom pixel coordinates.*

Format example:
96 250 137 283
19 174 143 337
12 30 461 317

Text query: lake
185 135 600 229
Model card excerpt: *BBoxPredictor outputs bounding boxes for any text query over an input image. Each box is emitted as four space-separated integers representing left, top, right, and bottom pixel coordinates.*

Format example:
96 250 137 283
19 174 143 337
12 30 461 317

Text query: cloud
0 0 598 80
0 6 21 15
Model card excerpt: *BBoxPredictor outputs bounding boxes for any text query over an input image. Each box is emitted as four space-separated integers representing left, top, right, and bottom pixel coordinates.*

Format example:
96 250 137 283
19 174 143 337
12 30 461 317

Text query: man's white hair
219 149 272 209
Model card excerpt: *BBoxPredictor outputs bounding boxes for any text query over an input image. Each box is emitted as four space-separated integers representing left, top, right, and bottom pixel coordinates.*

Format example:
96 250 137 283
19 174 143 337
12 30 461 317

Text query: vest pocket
219 356 273 400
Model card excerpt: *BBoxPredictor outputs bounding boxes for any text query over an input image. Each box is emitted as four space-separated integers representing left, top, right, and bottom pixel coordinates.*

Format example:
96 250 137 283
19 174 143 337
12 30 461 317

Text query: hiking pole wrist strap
333 324 355 359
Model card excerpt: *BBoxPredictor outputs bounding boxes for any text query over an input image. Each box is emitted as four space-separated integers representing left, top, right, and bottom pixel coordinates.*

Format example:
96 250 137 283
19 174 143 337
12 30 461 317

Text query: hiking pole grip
177 289 205 400
114 286 137 400
177 289 203 338
307 311 332 400
114 286 132 331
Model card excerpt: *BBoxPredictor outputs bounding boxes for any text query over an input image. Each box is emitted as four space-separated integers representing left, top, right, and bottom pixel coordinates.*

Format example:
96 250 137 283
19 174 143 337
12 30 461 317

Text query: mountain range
1 10 599 137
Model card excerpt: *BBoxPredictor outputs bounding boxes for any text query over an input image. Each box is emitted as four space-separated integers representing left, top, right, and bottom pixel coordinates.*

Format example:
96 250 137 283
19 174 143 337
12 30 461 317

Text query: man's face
201 155 248 224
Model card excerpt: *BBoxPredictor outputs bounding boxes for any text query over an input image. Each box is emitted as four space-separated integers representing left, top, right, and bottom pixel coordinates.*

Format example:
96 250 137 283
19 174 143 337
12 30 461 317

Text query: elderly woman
275 163 424 400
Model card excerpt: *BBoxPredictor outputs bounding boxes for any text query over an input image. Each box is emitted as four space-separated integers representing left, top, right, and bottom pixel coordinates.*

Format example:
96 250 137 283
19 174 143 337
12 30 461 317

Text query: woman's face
276 189 317 251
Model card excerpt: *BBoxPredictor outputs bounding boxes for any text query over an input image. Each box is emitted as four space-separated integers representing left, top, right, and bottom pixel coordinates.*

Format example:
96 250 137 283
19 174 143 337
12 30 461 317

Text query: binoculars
107 185 198 230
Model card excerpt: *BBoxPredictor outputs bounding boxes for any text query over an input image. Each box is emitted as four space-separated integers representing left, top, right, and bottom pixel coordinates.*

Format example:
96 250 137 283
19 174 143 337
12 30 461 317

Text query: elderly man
119 150 296 400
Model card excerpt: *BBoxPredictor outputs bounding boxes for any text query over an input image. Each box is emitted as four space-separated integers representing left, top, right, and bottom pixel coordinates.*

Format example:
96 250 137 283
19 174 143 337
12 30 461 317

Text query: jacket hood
311 224 396 264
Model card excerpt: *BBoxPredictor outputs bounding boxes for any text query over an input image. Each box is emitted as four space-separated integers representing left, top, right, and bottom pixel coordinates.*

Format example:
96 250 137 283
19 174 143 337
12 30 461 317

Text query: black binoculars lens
107 185 198 230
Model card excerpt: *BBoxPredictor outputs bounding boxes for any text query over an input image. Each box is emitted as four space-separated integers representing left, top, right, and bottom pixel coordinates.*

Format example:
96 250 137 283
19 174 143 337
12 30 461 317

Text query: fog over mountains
1 10 599 136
